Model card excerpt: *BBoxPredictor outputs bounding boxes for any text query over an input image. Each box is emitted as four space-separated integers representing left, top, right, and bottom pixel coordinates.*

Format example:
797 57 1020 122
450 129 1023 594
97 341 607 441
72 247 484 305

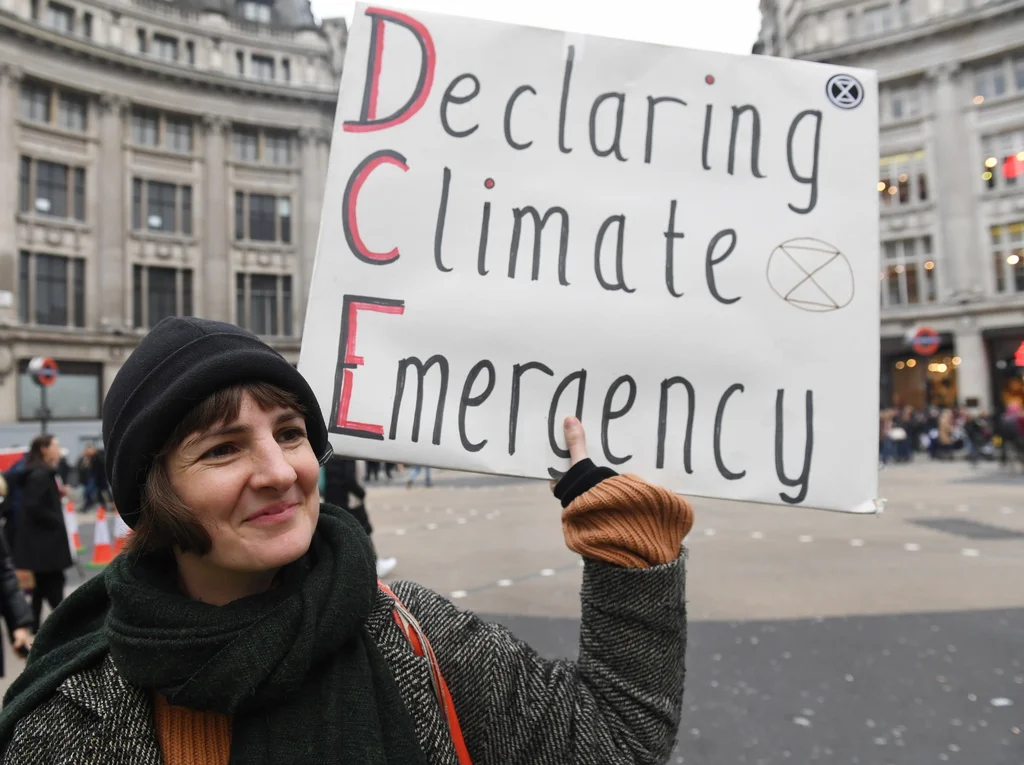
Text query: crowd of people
879 402 1024 466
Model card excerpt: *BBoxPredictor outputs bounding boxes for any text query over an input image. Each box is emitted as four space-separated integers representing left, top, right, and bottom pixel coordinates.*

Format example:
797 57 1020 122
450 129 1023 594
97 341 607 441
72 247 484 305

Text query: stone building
0 0 345 432
757 0 1024 413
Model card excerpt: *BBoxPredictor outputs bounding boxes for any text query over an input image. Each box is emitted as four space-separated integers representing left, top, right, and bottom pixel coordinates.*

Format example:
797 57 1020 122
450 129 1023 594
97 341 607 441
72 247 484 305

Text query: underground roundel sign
910 327 941 356
27 356 59 388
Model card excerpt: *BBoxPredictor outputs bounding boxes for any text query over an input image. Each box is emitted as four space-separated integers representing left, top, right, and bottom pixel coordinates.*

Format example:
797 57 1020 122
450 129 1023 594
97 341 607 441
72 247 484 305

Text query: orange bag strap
378 581 473 765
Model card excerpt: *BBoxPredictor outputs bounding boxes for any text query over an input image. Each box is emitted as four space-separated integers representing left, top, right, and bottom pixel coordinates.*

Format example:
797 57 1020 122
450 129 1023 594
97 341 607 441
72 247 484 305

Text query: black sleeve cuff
553 459 619 508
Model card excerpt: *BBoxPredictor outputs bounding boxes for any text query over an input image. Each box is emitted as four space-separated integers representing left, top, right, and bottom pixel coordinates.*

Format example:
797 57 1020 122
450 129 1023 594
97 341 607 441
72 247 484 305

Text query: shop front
880 331 959 411
985 328 1024 411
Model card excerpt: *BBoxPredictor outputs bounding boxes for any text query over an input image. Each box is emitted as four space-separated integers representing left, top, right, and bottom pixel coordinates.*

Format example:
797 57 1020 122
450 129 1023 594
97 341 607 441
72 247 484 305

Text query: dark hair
127 381 306 557
26 435 56 471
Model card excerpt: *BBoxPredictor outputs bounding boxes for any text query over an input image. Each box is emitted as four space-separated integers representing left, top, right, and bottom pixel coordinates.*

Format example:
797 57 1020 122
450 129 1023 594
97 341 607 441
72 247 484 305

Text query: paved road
3 461 1022 764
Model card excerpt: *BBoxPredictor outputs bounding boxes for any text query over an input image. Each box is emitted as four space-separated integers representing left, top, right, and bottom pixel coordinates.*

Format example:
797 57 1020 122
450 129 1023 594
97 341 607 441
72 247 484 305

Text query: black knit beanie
102 317 332 528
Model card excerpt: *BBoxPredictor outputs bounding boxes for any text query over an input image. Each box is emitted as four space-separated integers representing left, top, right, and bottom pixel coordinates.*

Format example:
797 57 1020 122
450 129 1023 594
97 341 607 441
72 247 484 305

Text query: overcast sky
309 0 762 55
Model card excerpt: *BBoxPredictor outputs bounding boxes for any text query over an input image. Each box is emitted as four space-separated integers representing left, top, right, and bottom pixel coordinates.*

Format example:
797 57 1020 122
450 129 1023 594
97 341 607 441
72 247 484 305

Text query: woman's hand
564 417 589 467
12 627 32 658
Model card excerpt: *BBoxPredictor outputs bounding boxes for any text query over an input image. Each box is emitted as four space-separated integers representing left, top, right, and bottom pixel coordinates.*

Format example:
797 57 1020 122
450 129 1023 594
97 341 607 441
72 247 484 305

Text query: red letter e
331 295 405 439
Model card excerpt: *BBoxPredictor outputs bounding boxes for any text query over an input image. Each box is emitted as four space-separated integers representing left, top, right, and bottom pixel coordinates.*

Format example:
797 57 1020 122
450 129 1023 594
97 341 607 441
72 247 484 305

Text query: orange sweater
152 693 231 765
150 473 693 762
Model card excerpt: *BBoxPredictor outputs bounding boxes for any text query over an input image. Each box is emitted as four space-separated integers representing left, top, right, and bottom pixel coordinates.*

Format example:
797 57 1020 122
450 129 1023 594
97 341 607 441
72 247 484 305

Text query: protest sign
298 4 881 513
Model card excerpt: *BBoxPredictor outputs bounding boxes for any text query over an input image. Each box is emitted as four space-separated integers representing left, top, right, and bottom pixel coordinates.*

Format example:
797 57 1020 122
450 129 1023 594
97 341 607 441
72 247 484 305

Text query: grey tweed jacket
2 555 686 765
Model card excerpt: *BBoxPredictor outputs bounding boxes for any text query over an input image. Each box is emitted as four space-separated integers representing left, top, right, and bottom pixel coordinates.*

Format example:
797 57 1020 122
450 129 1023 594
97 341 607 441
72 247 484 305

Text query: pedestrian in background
10 435 72 632
0 455 27 551
322 454 397 578
0 318 692 764
406 464 434 488
0 528 34 676
76 445 99 510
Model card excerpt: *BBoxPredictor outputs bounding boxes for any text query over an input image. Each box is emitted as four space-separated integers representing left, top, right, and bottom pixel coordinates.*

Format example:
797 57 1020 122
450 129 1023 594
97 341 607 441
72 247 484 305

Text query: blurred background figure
11 436 73 632
322 455 397 578
406 465 433 489
75 445 99 510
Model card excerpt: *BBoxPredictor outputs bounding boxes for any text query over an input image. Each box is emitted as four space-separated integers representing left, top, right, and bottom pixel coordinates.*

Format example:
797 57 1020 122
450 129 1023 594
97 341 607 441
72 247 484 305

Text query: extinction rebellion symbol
826 74 864 110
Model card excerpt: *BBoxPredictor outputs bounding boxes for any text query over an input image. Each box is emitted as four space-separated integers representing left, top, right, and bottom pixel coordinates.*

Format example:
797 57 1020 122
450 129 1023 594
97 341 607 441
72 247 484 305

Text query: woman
0 318 693 764
11 435 72 631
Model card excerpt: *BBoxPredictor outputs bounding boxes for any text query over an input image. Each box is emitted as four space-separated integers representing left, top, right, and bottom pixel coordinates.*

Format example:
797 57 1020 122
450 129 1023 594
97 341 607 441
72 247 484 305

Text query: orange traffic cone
88 507 114 568
113 509 131 555
64 499 83 551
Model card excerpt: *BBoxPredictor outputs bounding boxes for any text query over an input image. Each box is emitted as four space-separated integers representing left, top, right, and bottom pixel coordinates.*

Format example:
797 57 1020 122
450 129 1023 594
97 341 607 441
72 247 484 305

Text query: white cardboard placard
299 3 880 513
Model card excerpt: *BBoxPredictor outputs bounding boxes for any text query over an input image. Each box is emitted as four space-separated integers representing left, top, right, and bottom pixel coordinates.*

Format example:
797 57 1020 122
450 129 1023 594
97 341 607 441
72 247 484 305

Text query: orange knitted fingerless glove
562 474 694 568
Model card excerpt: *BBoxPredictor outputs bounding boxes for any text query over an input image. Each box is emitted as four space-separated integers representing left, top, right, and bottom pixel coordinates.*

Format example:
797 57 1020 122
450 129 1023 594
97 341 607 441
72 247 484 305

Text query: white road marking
961 548 980 557
904 543 921 552
451 590 467 599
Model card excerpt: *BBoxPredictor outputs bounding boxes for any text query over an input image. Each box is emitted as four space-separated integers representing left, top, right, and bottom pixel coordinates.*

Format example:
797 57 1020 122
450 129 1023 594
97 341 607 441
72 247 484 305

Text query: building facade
0 0 346 432
758 0 1024 414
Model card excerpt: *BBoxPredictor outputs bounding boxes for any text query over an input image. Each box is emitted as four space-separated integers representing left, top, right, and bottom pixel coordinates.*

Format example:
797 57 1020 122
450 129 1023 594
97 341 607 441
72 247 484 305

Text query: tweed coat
2 554 687 765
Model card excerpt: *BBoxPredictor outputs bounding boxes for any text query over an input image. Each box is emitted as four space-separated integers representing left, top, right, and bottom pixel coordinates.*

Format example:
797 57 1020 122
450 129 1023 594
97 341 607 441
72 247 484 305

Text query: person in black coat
12 435 72 632
0 531 33 676
323 456 396 578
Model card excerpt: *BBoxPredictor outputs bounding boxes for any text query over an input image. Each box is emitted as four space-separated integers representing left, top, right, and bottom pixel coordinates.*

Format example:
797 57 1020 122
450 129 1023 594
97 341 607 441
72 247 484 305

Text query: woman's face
168 392 321 576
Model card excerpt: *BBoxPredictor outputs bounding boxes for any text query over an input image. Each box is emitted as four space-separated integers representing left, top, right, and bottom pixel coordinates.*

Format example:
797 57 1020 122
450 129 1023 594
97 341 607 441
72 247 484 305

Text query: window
981 129 1024 191
73 167 85 221
165 116 193 153
1015 57 1024 93
240 0 272 23
251 55 275 81
898 0 912 26
137 28 147 54
233 126 259 162
973 61 1008 103
30 0 38 20
861 4 894 36
19 157 30 213
17 251 85 327
18 360 102 421
236 50 245 75
181 186 193 236
131 108 159 146
152 34 178 62
990 222 1024 294
186 40 195 65
19 81 51 123
20 82 87 132
132 265 194 328
886 83 921 122
282 58 290 82
233 125 294 164
235 192 292 243
35 161 67 217
132 178 194 235
18 157 86 221
82 11 92 38
58 92 87 132
881 236 937 308
236 273 294 336
249 194 276 241
132 110 194 153
44 2 73 33
265 131 291 165
879 151 928 207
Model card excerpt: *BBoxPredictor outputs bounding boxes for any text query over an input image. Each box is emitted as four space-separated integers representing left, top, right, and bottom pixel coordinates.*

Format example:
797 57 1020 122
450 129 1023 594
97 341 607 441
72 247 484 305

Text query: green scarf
0 505 429 765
